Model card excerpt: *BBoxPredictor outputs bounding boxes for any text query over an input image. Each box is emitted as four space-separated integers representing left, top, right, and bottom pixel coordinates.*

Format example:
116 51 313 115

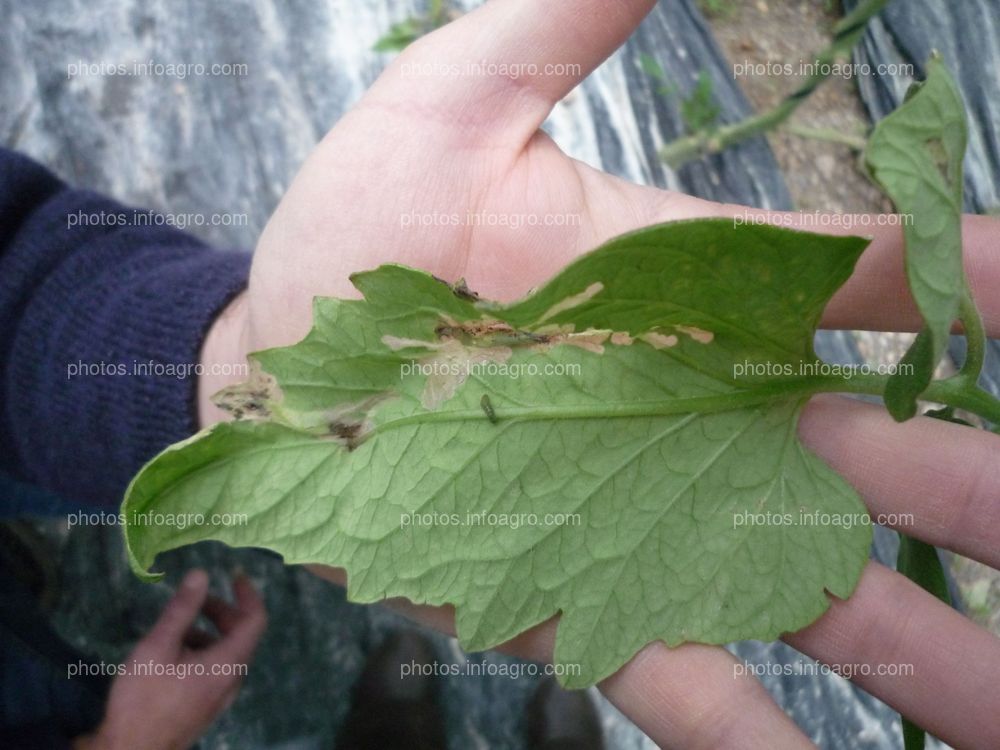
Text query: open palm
246 0 711 352
199 2 1000 747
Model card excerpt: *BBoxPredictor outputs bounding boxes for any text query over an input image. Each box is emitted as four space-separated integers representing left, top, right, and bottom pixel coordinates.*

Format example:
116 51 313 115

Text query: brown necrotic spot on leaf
382 320 544 354
318 394 391 449
431 274 481 302
452 278 480 302
435 317 550 347
328 420 366 451
436 319 515 339
212 362 278 420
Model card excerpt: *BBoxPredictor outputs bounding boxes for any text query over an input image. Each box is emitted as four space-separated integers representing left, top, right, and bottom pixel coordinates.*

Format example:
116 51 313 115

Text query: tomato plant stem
659 0 891 167
843 372 1000 427
959 290 987 380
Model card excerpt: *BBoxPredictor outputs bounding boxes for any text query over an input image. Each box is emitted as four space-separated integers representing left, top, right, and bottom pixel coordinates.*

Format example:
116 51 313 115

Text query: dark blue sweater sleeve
0 148 251 508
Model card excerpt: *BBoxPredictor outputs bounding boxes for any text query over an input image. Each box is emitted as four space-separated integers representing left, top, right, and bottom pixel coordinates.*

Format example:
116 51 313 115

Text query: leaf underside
865 56 969 421
124 219 873 688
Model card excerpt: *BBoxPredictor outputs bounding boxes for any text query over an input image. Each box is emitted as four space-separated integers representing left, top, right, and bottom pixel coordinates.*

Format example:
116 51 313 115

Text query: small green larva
480 394 498 424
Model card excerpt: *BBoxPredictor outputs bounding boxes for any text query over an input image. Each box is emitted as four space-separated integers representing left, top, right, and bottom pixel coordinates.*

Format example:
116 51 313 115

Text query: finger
818 213 999 335
786 563 1000 750
599 643 815 750
369 0 657 142
202 575 267 668
309 567 813 749
799 395 1000 569
140 570 210 659
392 597 815 750
436 604 815 749
232 574 264 617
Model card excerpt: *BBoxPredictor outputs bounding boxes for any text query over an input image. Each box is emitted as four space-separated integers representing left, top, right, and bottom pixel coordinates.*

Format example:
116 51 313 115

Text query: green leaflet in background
868 56 973 750
897 533 949 750
372 0 449 52
896 406 965 750
865 55 969 421
123 220 875 688
896 535 949 606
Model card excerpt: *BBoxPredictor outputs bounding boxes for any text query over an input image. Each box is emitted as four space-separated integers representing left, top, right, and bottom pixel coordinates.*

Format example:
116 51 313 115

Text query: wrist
198 291 250 428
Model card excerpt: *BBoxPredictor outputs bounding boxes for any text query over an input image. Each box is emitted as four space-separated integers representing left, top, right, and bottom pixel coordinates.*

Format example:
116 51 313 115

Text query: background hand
76 570 267 750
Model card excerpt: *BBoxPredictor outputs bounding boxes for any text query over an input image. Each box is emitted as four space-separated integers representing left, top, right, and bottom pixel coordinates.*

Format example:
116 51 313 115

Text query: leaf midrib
370 374 846 438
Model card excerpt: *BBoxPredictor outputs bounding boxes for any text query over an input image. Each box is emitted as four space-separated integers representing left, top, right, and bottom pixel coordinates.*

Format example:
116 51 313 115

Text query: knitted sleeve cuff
2 153 251 508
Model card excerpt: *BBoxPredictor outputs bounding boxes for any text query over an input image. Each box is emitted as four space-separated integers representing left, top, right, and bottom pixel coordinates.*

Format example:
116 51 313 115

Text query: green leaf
896 536 948 750
896 535 949 606
902 718 927 750
681 71 720 134
883 328 933 421
123 219 874 687
865 56 969 420
639 53 676 98
373 1 451 53
639 53 666 82
372 19 421 53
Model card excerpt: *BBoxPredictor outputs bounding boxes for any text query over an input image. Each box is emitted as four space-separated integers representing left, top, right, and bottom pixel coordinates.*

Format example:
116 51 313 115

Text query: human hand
198 0 715 417
197 1 1000 747
75 570 267 750
198 0 999 411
